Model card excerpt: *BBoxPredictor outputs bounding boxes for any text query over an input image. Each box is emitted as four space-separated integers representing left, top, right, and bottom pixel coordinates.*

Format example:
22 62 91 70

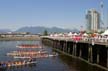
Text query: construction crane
100 0 104 30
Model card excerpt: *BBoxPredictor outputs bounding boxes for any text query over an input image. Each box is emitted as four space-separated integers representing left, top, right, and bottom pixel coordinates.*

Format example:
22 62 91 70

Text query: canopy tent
73 33 78 36
58 33 64 36
68 32 73 36
50 34 53 37
54 34 58 37
83 33 88 36
101 30 108 35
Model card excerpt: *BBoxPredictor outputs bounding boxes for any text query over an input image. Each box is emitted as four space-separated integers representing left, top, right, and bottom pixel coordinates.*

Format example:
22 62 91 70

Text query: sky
0 0 108 31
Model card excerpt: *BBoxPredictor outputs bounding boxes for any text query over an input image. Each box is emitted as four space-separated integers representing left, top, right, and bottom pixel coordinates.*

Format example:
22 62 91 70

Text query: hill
16 26 79 34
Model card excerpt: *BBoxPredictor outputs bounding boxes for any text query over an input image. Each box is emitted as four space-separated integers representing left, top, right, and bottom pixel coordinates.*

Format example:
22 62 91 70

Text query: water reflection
57 52 106 71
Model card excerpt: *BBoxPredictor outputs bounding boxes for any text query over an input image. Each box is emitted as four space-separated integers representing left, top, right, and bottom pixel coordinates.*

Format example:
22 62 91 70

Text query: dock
41 36 108 70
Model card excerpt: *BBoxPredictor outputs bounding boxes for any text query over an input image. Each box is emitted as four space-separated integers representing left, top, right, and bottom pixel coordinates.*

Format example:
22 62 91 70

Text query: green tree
43 30 48 36
98 31 104 34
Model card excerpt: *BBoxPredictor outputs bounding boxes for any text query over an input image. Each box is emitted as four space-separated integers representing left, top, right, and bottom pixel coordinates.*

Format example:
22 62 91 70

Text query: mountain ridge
0 26 79 34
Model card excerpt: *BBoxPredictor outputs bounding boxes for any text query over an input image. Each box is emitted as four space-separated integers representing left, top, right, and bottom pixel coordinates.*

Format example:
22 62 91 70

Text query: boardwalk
41 36 108 46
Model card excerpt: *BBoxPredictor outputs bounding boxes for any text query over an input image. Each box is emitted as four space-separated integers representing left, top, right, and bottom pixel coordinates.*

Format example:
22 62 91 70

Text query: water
0 41 106 71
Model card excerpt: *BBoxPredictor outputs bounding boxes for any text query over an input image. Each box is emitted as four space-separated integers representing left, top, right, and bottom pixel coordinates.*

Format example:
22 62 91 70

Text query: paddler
0 62 6 68
28 57 33 62
7 61 11 67
0 62 2 66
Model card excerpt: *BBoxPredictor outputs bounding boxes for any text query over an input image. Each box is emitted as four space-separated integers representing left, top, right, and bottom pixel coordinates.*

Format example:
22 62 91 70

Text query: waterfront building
86 9 100 32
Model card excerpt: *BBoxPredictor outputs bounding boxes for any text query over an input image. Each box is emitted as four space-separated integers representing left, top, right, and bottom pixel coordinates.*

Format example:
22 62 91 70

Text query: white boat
0 61 37 68
16 44 42 48
17 46 42 48
13 54 58 59
9 61 37 66
7 51 47 56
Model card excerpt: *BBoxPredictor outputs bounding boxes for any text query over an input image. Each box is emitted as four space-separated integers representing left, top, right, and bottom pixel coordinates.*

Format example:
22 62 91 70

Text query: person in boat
0 62 2 67
3 62 7 67
28 57 33 62
0 62 3 67
29 56 36 62
14 61 19 65
23 60 27 64
0 62 7 68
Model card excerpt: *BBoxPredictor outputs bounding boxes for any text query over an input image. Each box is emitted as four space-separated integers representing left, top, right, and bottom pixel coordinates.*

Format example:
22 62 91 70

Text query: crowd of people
49 32 108 43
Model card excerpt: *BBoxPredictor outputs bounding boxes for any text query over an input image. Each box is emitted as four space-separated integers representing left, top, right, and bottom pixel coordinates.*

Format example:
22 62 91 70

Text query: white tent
83 33 88 36
68 32 73 36
101 30 108 35
54 34 58 37
50 34 53 37
73 33 78 36
58 33 63 36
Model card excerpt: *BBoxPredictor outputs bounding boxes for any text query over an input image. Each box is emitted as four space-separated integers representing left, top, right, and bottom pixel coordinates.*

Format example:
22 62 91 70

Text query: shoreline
0 36 41 41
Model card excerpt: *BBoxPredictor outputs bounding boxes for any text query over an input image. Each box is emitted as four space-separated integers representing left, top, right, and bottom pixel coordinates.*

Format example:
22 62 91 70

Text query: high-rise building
86 9 100 32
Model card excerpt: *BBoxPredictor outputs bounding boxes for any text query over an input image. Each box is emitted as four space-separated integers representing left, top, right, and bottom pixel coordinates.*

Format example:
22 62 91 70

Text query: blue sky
0 0 108 31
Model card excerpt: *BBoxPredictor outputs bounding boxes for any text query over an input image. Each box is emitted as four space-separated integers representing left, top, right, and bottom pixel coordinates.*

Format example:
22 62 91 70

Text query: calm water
0 41 106 71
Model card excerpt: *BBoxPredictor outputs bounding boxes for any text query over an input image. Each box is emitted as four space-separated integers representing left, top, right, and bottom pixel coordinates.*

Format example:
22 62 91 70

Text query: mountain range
0 26 79 34
0 29 11 33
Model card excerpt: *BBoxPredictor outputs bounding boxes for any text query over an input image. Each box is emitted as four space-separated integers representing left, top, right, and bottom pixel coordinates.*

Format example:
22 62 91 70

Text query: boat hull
0 61 37 68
